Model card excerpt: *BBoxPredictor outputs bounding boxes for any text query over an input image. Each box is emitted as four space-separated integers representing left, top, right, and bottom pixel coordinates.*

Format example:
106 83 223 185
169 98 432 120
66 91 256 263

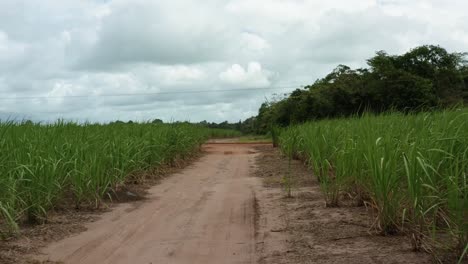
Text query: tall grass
278 109 468 259
0 121 237 234
280 127 300 197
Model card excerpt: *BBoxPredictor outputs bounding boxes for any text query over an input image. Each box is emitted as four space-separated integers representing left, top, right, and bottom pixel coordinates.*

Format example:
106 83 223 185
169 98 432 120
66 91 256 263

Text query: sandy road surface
37 143 267 264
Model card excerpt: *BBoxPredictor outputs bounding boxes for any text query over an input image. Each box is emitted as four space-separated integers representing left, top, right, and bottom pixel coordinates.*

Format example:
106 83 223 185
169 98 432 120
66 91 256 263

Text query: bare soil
253 145 433 264
0 152 201 264
31 143 265 264
1 143 435 264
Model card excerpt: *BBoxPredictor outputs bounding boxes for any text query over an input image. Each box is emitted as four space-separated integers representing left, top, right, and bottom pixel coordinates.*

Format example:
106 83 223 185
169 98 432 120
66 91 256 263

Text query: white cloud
0 0 467 122
158 66 206 84
0 31 29 72
240 32 270 53
219 62 271 87
77 0 235 68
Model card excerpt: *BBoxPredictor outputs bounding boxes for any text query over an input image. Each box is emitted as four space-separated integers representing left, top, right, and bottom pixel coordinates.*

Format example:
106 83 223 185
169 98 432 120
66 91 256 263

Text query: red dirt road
36 143 266 264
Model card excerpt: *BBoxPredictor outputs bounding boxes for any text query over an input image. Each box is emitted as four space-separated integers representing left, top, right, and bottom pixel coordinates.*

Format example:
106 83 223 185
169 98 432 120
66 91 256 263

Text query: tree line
137 46 467 135
248 45 468 134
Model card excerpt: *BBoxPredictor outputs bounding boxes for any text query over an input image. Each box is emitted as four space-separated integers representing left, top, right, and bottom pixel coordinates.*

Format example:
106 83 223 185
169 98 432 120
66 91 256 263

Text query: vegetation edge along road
0 122 240 237
276 109 467 263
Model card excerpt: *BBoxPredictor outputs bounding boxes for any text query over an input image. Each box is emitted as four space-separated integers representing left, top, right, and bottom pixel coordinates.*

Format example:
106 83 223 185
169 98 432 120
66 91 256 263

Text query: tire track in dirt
35 143 269 264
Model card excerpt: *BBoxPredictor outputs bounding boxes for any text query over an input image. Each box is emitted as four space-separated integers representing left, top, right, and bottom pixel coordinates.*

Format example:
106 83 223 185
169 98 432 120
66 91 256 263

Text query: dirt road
25 142 434 264
36 143 266 264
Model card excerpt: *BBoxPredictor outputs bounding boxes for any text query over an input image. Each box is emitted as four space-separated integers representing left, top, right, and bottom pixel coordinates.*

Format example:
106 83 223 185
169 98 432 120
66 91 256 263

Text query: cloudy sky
1 0 467 123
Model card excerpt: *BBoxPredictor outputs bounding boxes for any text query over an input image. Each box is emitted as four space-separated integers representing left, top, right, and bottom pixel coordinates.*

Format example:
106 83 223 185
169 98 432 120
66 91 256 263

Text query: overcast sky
1 0 467 123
